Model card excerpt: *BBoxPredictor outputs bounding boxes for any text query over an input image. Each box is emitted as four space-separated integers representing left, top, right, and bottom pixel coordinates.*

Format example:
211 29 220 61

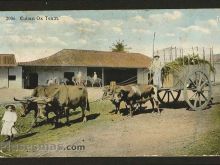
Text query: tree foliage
111 40 130 52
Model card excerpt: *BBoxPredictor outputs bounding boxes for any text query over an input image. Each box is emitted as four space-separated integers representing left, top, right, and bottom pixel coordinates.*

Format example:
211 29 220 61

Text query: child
1 105 17 141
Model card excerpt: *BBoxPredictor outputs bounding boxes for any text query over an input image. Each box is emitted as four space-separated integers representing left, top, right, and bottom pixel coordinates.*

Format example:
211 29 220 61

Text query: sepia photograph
0 9 219 157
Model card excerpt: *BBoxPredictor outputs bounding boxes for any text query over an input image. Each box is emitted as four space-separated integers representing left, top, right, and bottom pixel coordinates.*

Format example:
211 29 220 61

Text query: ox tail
86 98 90 112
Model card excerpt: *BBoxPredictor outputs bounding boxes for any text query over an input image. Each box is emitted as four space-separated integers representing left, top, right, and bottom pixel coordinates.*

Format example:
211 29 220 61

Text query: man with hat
93 72 97 82
76 71 82 85
150 55 164 88
1 104 18 141
149 54 164 100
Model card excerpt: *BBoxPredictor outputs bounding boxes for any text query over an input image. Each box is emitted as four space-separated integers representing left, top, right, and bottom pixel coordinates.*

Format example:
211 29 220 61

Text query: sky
0 9 220 62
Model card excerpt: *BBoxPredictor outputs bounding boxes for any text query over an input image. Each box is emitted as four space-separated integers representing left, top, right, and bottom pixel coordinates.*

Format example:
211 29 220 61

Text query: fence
154 46 214 64
154 46 216 83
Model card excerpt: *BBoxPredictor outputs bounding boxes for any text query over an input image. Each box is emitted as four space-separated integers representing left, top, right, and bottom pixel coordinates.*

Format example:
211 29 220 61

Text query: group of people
74 71 98 85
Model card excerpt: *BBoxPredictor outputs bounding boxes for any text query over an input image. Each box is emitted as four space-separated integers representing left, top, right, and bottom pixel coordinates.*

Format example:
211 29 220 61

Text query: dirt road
30 84 220 157
0 85 219 156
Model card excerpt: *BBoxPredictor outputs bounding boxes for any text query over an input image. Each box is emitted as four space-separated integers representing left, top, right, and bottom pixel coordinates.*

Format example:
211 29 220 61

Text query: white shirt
1 110 18 136
93 73 97 80
2 110 17 122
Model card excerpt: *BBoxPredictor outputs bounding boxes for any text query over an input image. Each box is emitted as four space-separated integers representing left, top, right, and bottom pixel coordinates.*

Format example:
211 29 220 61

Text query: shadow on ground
110 107 163 116
50 113 100 129
32 110 82 128
14 132 38 141
159 101 188 109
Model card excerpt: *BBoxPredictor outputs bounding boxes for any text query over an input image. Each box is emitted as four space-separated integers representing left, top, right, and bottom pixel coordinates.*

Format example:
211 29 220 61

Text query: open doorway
104 68 137 85
29 73 38 89
64 72 75 85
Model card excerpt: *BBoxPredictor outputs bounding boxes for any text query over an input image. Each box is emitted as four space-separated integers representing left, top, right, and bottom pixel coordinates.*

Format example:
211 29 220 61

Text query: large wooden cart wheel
157 89 181 104
184 70 212 111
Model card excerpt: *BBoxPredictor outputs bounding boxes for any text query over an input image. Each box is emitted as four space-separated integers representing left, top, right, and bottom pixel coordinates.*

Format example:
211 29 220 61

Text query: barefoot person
1 105 18 141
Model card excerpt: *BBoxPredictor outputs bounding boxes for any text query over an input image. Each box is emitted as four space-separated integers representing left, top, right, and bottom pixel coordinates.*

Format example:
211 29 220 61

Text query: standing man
93 72 97 81
77 71 82 85
1 105 18 141
149 55 164 98
92 72 98 87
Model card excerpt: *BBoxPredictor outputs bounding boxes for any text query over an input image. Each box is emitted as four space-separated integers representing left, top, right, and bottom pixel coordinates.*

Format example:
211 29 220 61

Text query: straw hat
5 104 16 111
153 55 160 58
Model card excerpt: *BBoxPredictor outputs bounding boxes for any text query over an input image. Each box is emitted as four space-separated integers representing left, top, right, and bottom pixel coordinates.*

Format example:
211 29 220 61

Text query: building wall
0 66 22 88
9 66 22 88
0 67 8 88
24 66 87 86
137 68 149 84
214 62 220 83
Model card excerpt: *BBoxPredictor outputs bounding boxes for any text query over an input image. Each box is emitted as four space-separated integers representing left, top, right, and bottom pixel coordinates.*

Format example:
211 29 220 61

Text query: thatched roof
0 54 16 67
19 49 152 68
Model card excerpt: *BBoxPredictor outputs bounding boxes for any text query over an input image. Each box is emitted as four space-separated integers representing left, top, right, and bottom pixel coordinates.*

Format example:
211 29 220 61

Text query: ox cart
154 47 214 110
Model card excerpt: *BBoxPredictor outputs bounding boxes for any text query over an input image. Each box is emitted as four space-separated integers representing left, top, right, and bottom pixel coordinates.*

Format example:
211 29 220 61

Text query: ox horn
14 97 28 102
27 97 40 101
30 96 52 103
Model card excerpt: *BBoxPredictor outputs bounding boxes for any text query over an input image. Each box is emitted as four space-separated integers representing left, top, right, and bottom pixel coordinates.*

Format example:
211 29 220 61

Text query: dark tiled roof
19 49 152 68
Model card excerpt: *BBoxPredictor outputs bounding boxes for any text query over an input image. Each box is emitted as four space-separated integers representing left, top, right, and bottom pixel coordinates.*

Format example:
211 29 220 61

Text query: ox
14 85 90 127
103 84 159 116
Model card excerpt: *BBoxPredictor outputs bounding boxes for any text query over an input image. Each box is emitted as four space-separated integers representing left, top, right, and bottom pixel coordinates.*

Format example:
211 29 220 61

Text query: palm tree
111 40 130 52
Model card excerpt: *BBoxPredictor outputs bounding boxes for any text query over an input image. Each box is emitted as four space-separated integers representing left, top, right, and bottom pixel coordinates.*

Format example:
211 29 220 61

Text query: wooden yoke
110 81 116 93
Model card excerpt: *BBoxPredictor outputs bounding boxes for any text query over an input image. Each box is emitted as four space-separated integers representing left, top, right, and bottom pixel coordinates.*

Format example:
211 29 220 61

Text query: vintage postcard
0 9 219 157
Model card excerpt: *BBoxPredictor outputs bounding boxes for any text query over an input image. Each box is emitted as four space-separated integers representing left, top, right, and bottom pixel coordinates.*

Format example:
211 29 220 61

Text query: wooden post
182 48 185 65
212 47 215 84
212 47 214 67
175 47 177 60
102 68 104 87
211 47 214 67
179 48 182 59
153 32 156 57
8 67 9 88
163 49 165 62
170 46 172 62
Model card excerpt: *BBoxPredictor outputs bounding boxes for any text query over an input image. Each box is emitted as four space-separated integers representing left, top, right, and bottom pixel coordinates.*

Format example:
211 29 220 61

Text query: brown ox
103 84 159 116
15 85 90 127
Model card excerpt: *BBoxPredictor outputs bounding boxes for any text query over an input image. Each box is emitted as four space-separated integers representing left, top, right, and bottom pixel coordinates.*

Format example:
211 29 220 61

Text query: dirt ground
43 106 219 156
0 85 220 157
0 87 103 104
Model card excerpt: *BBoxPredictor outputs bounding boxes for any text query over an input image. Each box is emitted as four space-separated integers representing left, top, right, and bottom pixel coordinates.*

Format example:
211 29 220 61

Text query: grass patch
184 105 220 155
0 100 119 157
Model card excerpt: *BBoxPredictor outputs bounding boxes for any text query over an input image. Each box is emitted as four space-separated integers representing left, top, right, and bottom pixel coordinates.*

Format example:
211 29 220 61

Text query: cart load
153 46 215 111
